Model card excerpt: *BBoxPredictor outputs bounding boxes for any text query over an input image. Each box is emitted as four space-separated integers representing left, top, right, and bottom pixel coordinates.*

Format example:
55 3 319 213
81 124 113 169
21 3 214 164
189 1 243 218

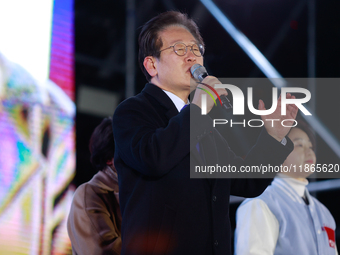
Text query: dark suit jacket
112 83 293 255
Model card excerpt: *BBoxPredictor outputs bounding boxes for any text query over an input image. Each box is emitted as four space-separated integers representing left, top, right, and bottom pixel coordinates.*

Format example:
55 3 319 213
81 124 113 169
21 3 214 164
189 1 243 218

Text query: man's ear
143 56 158 78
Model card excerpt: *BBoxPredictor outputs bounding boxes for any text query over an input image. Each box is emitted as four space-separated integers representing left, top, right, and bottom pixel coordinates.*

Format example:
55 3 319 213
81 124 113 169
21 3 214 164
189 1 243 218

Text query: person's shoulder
258 184 278 200
72 173 105 200
73 182 88 199
88 170 118 192
113 86 164 124
238 185 277 209
310 196 334 217
237 197 272 219
69 182 90 211
74 178 110 210
240 197 268 209
116 92 145 109
114 88 154 115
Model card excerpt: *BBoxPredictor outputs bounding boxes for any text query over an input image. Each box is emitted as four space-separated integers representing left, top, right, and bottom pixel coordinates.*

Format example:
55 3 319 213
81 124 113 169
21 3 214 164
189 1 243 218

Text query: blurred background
0 0 339 254
0 0 74 254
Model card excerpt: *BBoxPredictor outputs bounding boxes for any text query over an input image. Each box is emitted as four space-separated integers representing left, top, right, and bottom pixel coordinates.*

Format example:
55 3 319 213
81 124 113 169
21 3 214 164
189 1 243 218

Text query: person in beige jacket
67 117 121 255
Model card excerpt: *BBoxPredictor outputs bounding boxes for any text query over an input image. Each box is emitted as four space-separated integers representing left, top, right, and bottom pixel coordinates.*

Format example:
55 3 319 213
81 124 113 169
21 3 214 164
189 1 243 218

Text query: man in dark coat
112 11 298 255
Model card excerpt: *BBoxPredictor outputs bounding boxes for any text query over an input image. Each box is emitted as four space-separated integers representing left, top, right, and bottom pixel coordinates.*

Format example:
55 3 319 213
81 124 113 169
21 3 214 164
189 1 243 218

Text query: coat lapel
142 83 206 171
142 83 179 120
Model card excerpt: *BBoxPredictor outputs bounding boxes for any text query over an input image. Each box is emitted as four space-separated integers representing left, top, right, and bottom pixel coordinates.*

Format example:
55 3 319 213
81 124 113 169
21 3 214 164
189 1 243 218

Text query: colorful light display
0 0 75 254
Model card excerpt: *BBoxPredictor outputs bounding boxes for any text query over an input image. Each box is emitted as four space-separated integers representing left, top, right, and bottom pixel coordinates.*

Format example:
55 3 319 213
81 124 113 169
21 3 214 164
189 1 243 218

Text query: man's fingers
215 88 228 97
288 104 298 118
202 75 221 85
258 99 265 110
197 75 228 98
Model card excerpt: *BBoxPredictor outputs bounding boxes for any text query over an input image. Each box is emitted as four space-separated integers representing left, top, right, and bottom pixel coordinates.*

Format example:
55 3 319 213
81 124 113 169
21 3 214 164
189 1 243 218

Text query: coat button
212 196 217 202
214 240 218 246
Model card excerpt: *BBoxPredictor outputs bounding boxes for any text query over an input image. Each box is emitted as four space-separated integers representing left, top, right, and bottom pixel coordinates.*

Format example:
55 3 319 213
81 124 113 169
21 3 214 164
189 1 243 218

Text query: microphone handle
199 73 233 112
220 95 232 111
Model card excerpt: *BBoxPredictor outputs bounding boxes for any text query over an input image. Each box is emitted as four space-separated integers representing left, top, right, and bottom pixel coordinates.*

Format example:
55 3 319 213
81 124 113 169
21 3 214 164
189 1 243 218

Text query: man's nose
185 49 197 62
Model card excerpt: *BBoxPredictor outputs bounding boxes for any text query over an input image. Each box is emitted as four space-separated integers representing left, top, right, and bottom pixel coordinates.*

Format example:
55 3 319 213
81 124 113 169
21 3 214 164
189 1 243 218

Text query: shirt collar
162 90 189 112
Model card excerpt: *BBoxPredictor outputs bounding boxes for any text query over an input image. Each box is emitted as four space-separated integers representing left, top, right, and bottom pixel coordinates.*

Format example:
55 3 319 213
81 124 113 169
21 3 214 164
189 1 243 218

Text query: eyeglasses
159 42 205 57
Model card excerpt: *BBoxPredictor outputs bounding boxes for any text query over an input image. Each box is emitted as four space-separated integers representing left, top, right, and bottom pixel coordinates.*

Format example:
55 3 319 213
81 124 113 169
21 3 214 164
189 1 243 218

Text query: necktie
181 104 188 111
302 195 309 205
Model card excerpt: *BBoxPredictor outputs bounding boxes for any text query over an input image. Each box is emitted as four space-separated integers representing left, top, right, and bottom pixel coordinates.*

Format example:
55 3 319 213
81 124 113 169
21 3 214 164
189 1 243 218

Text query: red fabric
323 226 336 248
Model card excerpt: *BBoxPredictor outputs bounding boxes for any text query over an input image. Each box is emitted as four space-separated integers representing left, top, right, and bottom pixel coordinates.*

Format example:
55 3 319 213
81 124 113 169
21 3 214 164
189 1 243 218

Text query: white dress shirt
162 90 189 112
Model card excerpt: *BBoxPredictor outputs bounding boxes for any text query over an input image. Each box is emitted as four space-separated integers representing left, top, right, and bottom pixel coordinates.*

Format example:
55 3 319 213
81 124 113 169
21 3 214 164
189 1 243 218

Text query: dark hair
290 118 316 152
89 117 114 171
138 11 204 82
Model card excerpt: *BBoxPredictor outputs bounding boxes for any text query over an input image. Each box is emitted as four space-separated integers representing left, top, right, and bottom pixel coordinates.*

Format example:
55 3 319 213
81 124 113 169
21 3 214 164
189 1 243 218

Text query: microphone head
190 64 208 82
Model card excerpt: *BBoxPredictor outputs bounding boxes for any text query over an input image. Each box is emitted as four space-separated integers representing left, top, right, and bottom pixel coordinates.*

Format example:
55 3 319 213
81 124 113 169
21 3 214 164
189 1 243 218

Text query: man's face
151 26 204 96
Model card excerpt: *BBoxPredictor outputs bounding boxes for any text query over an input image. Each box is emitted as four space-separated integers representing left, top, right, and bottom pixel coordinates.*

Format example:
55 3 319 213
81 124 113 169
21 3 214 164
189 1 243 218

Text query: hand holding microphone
190 64 232 113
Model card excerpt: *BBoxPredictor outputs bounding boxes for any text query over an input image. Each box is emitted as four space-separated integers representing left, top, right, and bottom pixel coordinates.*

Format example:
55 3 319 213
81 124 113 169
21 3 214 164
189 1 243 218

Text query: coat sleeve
229 128 294 197
112 96 191 177
189 103 294 196
67 184 121 255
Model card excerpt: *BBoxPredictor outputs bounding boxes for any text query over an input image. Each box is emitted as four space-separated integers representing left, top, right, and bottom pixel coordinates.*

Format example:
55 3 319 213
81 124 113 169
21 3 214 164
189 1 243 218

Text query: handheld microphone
190 64 232 111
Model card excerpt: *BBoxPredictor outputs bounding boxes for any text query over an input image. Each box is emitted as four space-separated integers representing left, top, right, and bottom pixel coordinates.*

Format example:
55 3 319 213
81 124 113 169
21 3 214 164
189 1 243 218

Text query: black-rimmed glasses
159 42 205 57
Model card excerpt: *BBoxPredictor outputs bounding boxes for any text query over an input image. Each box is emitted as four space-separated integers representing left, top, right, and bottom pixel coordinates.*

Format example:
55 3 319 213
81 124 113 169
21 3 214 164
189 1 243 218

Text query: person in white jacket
234 120 338 255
